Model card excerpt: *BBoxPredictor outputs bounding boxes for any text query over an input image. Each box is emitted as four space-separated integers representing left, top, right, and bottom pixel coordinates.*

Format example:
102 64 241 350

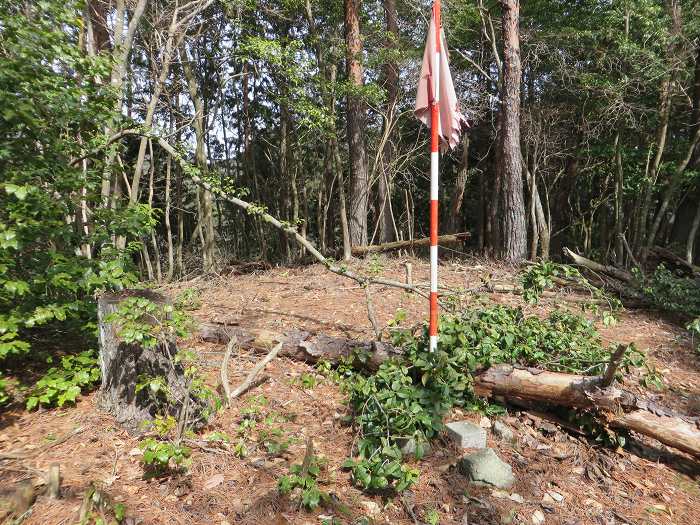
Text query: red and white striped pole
429 0 441 352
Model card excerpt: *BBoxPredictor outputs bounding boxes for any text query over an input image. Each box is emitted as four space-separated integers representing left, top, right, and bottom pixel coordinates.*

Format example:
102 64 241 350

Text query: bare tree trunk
614 133 625 266
344 0 369 247
447 135 470 234
180 45 216 273
497 0 527 262
377 0 399 244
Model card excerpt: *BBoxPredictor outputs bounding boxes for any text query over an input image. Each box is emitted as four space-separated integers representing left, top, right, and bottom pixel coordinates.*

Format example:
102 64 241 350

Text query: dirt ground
2 257 700 525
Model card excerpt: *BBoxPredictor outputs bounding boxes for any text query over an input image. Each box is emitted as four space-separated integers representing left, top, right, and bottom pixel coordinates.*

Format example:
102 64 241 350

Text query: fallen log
199 322 402 372
351 232 471 257
563 247 633 283
474 364 700 458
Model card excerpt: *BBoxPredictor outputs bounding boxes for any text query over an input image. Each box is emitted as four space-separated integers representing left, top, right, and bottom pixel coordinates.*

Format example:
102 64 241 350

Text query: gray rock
446 421 487 449
398 437 431 457
459 448 516 489
492 420 515 443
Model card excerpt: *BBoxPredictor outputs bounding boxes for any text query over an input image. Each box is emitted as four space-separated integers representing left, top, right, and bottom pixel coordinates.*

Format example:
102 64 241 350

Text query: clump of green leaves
290 372 320 389
339 304 644 495
26 350 100 410
636 265 700 318
343 439 419 492
521 261 622 325
140 438 191 475
0 374 10 406
278 454 326 510
76 484 128 524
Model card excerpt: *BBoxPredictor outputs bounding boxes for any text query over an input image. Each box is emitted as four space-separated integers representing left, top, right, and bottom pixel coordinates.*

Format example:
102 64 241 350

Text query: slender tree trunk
377 0 399 244
181 45 216 273
685 47 700 263
614 133 625 266
344 0 369 247
448 135 470 234
497 0 527 262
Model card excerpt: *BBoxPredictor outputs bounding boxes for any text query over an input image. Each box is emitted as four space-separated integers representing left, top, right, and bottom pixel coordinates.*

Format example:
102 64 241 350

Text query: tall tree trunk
181 45 216 273
685 46 700 263
377 0 399 244
614 133 625 266
497 0 527 262
344 0 369 247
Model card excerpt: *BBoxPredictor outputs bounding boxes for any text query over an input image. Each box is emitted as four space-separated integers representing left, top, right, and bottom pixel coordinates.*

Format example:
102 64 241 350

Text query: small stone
479 416 492 428
459 448 515 489
361 500 381 517
546 491 564 503
532 510 545 524
509 493 524 504
541 493 556 509
492 421 515 443
446 421 487 449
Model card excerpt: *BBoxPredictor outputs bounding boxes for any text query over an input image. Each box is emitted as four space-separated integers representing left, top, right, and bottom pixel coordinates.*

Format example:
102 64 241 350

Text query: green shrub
140 438 191 475
26 350 100 410
635 264 700 317
278 454 326 509
340 305 644 495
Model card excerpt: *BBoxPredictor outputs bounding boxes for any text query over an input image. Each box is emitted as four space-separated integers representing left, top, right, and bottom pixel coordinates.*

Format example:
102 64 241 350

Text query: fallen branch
229 342 282 400
351 233 470 256
220 336 237 405
474 364 700 458
199 323 402 372
563 247 633 283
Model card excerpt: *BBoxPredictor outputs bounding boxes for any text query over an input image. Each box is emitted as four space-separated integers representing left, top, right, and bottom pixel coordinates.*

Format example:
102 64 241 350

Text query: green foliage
290 372 320 389
340 304 645 495
425 508 440 525
278 455 326 510
521 261 622 325
0 373 10 406
140 438 191 475
26 350 100 410
343 439 419 493
635 265 700 318
0 1 147 394
437 306 643 375
107 297 194 349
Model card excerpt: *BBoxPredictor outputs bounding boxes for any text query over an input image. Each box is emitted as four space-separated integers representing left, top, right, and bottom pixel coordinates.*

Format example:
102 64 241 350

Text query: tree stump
97 289 198 433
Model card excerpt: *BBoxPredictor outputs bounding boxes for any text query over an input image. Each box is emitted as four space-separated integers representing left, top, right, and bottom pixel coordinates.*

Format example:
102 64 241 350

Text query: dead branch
474 364 700 458
351 233 470 256
601 344 628 388
563 247 633 282
220 335 237 405
364 285 381 340
229 342 282 400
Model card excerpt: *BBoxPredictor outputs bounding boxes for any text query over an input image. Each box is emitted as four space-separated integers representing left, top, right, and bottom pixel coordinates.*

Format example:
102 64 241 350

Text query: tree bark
377 0 399 244
497 0 527 262
344 0 369 247
474 364 700 458
97 290 202 433
447 135 470 233
181 44 216 273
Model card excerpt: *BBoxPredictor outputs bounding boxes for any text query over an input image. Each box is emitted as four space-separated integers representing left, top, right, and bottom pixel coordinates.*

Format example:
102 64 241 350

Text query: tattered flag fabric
414 12 467 150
